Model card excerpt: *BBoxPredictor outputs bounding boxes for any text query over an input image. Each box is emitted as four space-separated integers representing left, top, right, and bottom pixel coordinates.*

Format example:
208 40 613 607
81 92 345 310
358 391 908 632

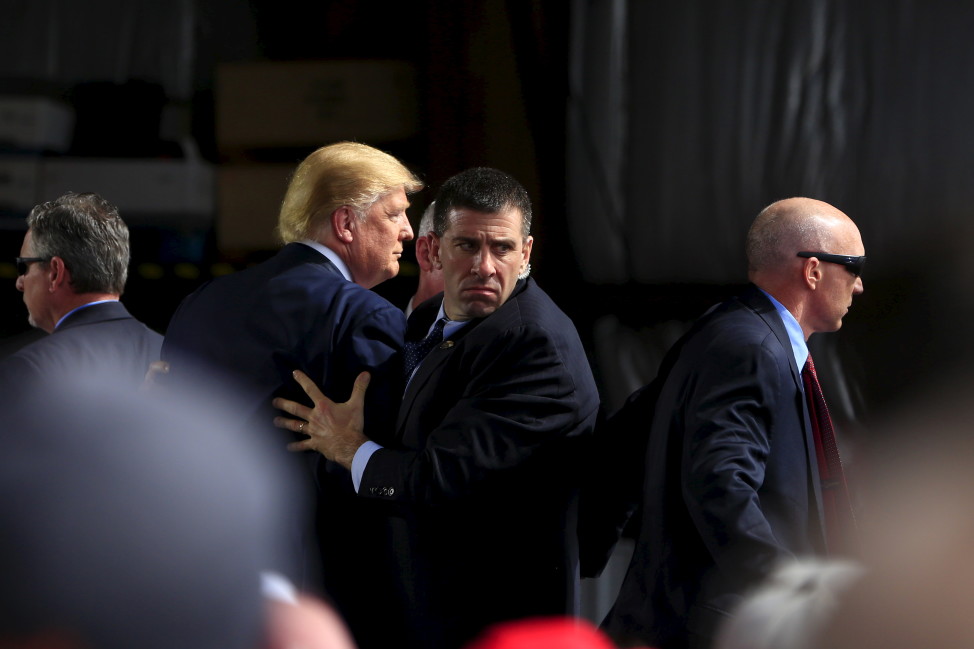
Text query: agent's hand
273 370 370 469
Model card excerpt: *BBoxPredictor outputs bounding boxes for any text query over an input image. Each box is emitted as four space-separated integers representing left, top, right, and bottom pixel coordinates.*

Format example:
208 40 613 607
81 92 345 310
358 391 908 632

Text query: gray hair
417 201 436 238
27 192 130 295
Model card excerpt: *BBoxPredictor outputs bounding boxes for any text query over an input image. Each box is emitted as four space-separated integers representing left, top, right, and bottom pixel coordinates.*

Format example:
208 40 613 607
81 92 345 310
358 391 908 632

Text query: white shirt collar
298 240 352 282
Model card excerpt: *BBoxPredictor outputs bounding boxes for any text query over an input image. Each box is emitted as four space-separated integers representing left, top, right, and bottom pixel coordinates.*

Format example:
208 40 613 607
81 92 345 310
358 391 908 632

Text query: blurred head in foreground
819 376 974 649
0 371 296 649
714 558 864 649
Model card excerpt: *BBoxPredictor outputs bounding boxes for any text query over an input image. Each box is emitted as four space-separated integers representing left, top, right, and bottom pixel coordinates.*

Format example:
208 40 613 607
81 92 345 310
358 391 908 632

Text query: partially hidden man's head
16 192 130 331
277 141 424 288
429 167 534 321
0 370 296 649
412 200 445 297
746 196 865 338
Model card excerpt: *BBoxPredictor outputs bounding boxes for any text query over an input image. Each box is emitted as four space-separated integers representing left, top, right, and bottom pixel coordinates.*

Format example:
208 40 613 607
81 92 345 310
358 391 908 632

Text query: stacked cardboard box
0 95 213 229
214 59 419 257
0 96 74 217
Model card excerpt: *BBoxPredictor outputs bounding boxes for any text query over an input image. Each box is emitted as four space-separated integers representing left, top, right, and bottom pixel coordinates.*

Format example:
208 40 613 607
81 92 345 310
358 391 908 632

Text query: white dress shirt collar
298 240 352 282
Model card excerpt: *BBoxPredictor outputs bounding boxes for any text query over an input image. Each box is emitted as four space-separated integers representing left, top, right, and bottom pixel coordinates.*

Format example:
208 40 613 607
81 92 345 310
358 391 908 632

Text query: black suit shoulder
457 279 590 355
162 242 405 438
0 302 162 389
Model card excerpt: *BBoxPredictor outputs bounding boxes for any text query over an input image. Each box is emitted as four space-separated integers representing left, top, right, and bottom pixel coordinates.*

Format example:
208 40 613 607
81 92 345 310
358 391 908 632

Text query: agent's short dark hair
27 192 129 295
432 167 532 239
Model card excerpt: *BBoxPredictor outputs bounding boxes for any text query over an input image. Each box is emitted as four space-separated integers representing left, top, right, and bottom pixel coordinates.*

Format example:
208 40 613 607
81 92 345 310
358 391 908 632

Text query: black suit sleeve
682 335 797 586
338 303 406 443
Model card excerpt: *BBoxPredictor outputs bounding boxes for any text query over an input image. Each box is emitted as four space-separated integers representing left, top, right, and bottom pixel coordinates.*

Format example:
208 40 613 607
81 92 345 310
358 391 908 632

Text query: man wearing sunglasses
0 192 161 388
599 197 865 649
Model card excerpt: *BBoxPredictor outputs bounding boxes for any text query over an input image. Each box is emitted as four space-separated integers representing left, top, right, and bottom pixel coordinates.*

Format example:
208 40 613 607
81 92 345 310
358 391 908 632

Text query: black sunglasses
796 251 866 277
15 257 48 276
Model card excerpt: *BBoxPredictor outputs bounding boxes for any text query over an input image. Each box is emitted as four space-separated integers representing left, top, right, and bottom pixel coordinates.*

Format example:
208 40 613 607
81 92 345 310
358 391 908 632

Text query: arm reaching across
273 370 371 469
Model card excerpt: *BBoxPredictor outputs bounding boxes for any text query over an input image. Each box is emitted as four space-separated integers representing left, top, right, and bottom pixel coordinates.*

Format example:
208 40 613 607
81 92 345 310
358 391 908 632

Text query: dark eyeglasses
15 257 48 276
796 251 866 277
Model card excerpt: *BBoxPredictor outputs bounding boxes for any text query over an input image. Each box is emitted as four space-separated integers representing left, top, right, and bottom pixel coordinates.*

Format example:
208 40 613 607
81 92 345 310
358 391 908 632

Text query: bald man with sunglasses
597 197 866 649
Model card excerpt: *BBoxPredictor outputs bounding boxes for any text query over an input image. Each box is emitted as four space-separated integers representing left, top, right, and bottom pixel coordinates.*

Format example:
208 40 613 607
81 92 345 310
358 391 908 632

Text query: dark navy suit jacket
360 278 601 649
0 301 161 389
601 285 826 649
160 242 406 643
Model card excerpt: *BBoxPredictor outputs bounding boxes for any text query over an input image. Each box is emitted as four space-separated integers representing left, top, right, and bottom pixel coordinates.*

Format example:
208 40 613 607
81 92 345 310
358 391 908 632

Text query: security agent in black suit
0 192 161 388
273 168 601 649
595 197 866 649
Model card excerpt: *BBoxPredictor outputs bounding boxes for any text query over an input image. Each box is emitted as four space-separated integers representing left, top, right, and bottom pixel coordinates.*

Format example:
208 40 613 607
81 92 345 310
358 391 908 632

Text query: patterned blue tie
403 318 447 380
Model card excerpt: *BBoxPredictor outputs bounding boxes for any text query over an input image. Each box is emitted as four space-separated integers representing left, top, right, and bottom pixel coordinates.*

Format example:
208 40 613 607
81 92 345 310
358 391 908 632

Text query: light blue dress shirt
758 288 808 374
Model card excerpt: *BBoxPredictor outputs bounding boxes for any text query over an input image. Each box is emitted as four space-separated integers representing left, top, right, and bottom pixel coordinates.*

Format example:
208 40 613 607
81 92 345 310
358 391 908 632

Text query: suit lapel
397 336 454 432
740 285 826 541
398 299 441 431
739 287 802 385
396 317 487 434
395 280 530 435
395 291 500 435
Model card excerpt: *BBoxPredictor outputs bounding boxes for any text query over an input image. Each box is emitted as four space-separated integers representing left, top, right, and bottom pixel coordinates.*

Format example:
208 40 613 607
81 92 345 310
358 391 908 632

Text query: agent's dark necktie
403 317 447 380
802 354 858 555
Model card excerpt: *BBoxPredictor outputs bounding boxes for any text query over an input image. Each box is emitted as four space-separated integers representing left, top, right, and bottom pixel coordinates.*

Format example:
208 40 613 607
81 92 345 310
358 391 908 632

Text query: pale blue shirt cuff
351 440 383 492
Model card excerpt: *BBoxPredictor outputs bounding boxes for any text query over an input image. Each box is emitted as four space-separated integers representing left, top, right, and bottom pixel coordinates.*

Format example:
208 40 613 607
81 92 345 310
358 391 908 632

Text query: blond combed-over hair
277 141 423 243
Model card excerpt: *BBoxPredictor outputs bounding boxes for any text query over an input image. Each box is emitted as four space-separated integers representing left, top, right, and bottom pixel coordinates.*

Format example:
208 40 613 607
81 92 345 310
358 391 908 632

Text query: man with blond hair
601 197 866 649
161 141 422 647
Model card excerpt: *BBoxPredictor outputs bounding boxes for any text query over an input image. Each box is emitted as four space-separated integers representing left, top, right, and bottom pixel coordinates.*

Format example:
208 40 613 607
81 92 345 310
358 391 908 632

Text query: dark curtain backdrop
569 0 974 419
3 0 972 428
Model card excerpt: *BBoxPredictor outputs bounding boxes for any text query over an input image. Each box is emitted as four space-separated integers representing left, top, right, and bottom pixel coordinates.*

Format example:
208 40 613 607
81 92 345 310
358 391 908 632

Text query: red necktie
802 354 858 555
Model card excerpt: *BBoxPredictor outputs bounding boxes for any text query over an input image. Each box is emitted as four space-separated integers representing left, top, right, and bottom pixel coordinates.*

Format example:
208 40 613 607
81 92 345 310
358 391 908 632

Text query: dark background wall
568 1 974 435
1 0 971 438
0 0 573 354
